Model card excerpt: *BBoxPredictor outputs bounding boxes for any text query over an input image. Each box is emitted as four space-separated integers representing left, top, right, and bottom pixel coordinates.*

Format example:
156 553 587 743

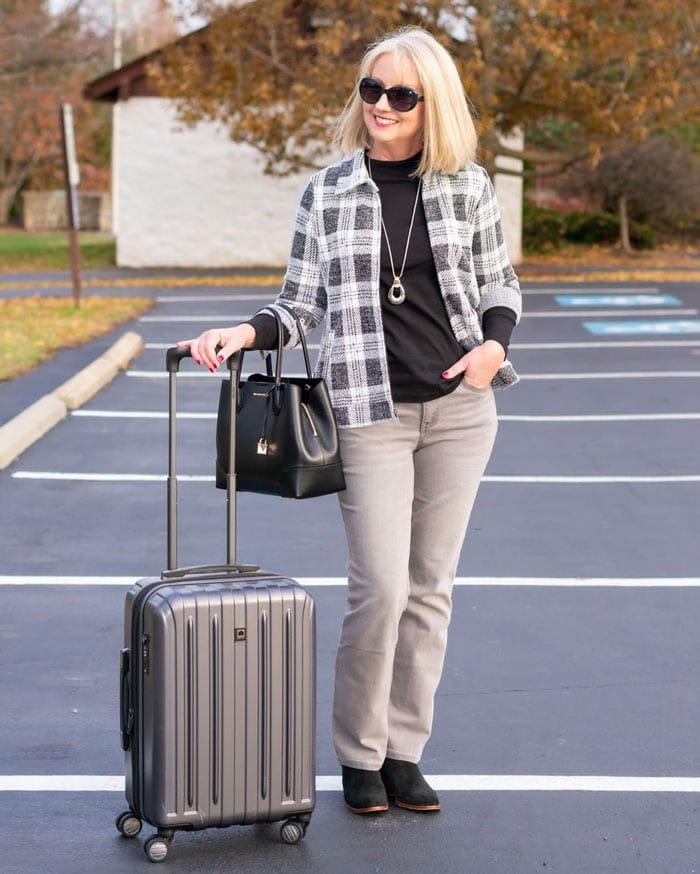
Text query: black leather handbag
216 307 346 499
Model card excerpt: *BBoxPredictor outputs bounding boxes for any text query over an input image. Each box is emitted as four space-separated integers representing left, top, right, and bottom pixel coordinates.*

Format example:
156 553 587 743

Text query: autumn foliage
0 0 111 221
153 0 700 176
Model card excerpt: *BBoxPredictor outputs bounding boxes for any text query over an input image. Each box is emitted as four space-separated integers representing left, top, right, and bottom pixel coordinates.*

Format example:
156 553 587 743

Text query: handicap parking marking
556 294 682 308
584 320 700 336
521 286 661 296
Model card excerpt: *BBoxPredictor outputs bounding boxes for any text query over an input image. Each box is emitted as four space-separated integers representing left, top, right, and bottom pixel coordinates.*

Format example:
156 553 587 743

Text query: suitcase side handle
119 648 133 751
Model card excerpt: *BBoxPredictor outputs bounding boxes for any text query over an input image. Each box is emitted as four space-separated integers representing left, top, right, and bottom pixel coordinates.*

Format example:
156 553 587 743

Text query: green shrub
564 211 619 245
522 204 567 252
523 204 658 252
564 211 656 249
629 222 656 249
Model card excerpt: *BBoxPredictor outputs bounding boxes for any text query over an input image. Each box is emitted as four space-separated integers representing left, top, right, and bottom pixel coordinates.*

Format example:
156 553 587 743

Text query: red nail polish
217 355 224 362
442 371 450 378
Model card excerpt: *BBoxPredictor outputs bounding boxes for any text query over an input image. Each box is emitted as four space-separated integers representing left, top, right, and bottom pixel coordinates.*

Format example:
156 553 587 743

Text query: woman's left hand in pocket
441 340 506 389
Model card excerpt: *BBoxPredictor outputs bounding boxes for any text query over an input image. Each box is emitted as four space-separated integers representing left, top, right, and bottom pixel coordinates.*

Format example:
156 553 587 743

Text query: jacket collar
335 150 374 194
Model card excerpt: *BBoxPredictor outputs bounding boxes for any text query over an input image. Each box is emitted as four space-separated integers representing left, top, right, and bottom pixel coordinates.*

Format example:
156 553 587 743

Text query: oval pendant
388 278 406 305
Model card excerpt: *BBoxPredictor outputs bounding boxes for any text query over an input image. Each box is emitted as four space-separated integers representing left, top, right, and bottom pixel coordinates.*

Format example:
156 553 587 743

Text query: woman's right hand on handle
177 324 256 372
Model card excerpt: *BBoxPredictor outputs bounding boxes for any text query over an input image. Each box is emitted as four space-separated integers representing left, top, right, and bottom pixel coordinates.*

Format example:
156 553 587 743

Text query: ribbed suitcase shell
122 571 315 830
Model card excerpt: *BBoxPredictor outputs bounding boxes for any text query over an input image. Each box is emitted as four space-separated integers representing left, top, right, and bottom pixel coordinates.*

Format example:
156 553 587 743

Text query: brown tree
119 0 182 64
151 0 700 177
562 135 700 251
0 0 111 222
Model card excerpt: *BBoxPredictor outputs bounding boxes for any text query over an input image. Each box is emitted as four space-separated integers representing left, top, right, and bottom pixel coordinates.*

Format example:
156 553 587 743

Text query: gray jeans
333 381 498 770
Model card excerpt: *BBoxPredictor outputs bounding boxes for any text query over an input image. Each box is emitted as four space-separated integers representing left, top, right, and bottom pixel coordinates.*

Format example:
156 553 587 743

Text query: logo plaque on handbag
216 305 346 499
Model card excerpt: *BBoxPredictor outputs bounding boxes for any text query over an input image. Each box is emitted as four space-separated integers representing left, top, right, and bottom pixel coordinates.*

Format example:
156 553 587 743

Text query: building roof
83 26 208 103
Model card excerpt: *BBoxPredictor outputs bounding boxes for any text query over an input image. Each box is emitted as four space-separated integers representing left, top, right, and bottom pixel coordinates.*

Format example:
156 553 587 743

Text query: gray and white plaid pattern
258 149 521 428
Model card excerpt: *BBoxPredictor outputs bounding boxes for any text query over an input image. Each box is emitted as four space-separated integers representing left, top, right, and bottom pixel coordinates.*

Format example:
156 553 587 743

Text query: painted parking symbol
556 294 682 307
584 320 700 336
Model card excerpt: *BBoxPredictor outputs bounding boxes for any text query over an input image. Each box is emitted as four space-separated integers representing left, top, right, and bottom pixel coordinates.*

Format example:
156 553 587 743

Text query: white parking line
155 295 276 303
1 774 698 793
484 475 700 483
10 472 700 484
1 576 698 587
144 340 700 352
70 410 700 423
519 371 700 380
11 472 212 482
126 369 700 380
140 315 281 322
126 370 310 378
0 576 138 586
154 288 660 301
154 288 676 304
153 286 663 299
143 341 322 351
72 410 216 419
499 413 700 422
510 340 700 349
523 309 697 318
139 309 698 322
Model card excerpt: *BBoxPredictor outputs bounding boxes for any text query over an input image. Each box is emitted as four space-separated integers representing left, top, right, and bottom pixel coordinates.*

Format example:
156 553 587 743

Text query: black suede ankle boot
380 758 441 811
341 766 389 814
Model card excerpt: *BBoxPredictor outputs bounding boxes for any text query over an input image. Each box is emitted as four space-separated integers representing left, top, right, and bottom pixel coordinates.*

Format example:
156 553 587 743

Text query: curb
0 395 67 469
0 331 144 470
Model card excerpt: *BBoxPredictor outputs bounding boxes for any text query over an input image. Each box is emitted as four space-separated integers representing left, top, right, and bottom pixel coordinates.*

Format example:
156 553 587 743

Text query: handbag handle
276 303 313 378
240 305 313 414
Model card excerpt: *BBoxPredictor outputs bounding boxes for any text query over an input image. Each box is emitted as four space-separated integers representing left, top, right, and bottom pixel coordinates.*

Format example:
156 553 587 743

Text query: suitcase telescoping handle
165 347 255 573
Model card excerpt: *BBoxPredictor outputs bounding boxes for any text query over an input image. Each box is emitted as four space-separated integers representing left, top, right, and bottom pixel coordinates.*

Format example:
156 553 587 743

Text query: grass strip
0 233 116 270
0 295 153 382
0 275 284 292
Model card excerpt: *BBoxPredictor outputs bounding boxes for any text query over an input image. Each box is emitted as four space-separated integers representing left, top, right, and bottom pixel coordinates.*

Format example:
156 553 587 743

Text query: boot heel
342 766 389 814
379 759 441 812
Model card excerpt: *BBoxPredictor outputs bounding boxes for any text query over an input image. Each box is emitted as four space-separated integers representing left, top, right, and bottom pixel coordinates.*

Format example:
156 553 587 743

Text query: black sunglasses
359 77 424 113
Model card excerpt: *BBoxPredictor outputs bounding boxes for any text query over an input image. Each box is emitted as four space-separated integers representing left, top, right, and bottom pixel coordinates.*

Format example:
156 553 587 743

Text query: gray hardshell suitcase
116 348 316 863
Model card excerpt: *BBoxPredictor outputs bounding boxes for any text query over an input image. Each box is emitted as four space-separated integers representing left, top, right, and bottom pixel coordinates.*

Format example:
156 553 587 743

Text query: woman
179 26 521 815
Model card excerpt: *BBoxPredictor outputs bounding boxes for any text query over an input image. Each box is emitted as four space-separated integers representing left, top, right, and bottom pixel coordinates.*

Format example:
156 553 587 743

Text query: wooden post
59 104 83 307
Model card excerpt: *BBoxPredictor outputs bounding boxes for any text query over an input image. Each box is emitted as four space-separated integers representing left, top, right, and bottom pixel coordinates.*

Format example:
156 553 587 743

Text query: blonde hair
334 26 477 175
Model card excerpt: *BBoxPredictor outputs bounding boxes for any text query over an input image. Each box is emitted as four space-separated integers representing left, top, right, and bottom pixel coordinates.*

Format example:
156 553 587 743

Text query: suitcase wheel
115 810 142 839
144 835 171 863
280 819 306 845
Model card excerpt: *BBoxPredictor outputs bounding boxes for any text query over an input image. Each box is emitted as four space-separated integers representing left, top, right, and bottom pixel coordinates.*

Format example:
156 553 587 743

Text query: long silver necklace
367 157 422 306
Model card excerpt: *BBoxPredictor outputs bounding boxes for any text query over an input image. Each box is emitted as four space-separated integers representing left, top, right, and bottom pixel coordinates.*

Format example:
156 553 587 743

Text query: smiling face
363 52 425 161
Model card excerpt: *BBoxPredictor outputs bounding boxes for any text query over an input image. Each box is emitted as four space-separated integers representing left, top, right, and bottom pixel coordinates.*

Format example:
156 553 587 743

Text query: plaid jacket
258 149 521 428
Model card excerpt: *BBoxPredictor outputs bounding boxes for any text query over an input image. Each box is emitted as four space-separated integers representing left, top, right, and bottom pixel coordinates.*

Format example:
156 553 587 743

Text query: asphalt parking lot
1 272 699 873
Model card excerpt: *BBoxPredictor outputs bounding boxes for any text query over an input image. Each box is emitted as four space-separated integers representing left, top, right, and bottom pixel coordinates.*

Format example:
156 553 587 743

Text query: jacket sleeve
255 176 328 350
471 169 522 324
